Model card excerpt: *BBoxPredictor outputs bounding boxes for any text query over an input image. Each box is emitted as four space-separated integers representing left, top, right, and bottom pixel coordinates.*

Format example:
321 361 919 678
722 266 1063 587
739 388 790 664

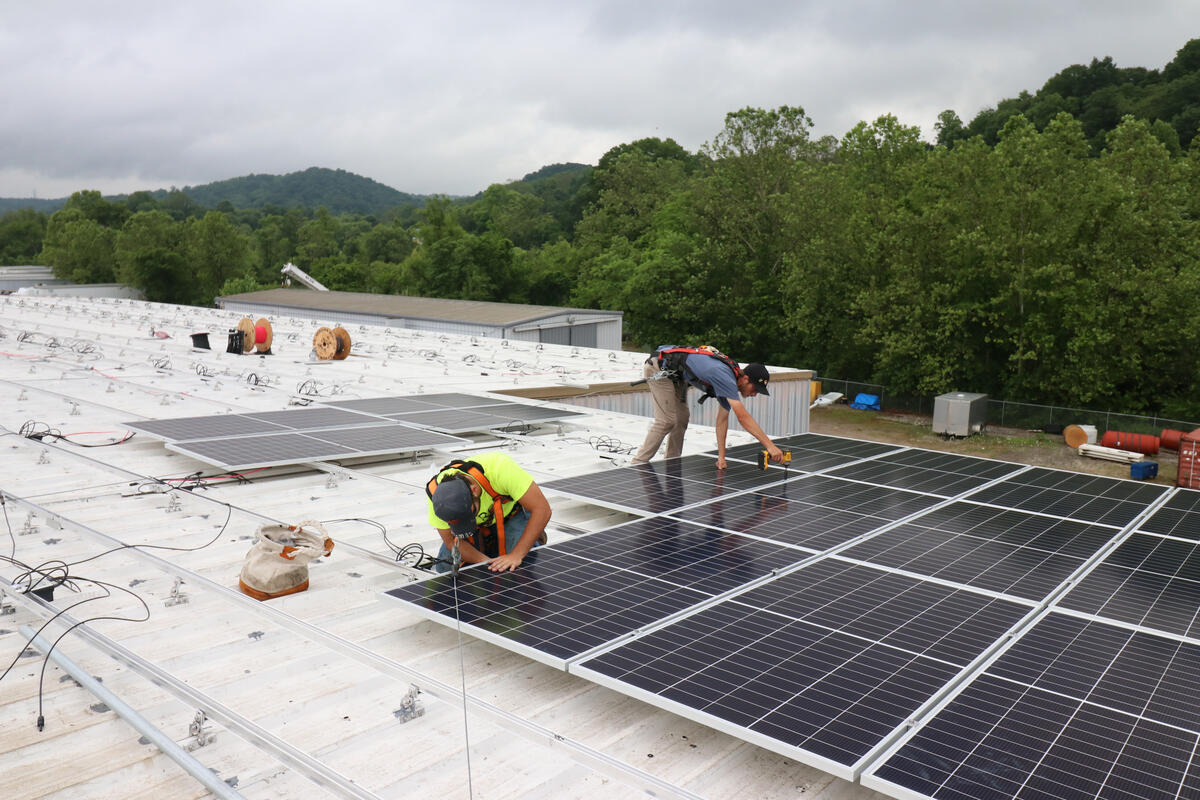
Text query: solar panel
165 426 465 469
322 396 444 415
865 612 1200 800
575 558 1033 778
241 406 389 430
486 404 584 424
719 433 900 465
1058 532 1200 637
671 475 943 552
542 456 792 514
126 406 390 442
967 466 1168 526
1138 488 1200 540
841 501 1122 601
400 392 508 408
385 518 826 666
124 413 292 441
825 449 1022 496
385 407 524 433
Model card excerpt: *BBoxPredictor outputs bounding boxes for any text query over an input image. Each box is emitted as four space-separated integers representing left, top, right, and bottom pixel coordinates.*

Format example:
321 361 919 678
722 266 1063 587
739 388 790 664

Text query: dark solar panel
867 612 1200 800
672 475 942 552
720 432 899 465
1138 489 1200 540
387 408 520 433
488 404 584 424
124 413 291 441
1058 532 1200 637
241 406 384 430
824 459 1004 496
547 517 812 595
968 467 1167 526
166 426 464 469
542 456 791 514
323 396 444 415
402 392 509 408
841 502 1121 601
577 559 1031 775
384 548 710 666
871 448 1022 480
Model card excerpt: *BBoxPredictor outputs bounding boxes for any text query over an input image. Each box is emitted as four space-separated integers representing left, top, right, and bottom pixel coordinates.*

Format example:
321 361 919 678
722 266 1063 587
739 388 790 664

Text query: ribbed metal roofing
218 288 622 327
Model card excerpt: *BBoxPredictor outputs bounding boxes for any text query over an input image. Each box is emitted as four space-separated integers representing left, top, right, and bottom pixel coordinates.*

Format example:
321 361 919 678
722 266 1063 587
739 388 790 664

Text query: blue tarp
849 393 881 411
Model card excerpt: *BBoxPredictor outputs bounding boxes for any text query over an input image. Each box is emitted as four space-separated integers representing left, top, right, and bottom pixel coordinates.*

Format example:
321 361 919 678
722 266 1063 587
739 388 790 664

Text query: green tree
116 211 191 303
186 211 252 303
0 209 48 265
40 210 118 282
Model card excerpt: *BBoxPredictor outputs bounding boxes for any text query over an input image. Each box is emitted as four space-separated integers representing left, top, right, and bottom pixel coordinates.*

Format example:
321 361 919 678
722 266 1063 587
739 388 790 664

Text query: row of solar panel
124 392 583 469
388 432 1200 798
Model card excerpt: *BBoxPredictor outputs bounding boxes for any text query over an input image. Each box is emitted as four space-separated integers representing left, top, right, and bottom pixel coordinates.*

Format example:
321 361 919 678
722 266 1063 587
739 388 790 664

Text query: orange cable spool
331 327 351 360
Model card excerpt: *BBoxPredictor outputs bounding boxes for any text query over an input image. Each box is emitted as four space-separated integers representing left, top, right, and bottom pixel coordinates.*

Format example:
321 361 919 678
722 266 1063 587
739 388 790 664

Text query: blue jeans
435 506 532 573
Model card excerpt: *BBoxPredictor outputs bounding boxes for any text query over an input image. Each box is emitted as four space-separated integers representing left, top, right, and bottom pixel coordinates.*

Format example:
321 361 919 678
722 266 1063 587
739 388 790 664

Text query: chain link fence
814 376 1200 437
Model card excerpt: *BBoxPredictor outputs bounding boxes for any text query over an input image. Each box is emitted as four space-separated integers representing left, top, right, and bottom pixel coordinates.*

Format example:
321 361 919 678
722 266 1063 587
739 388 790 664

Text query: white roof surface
0 295 885 800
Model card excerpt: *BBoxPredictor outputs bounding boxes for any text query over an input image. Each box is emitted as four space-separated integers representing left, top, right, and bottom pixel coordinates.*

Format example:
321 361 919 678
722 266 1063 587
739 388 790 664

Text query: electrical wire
321 517 442 570
0 495 235 729
19 420 136 447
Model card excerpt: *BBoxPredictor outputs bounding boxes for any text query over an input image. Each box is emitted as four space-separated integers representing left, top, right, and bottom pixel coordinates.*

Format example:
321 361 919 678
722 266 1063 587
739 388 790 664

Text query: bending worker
631 345 784 469
426 451 550 573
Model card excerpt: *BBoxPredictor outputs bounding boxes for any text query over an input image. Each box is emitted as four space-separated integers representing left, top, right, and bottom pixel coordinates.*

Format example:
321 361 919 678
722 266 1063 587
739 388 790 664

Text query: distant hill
166 167 427 214
0 167 430 216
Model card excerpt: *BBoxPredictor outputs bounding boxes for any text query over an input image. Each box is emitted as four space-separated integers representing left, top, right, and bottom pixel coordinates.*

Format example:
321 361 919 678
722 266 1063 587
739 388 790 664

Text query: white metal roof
0 295 885 800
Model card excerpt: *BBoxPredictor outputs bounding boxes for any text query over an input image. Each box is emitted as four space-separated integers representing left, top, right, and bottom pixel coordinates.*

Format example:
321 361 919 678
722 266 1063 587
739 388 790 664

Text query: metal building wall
559 376 811 438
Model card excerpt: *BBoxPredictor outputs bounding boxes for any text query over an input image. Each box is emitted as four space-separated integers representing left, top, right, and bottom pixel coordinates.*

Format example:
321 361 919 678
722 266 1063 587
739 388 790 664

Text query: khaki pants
632 359 689 463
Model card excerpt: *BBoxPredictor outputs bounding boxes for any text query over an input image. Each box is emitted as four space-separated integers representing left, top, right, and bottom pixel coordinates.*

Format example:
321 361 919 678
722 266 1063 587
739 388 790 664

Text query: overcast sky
2 1 1196 200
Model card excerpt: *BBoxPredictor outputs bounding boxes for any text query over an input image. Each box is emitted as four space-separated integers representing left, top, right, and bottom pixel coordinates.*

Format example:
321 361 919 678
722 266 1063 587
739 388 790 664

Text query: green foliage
171 167 425 215
0 209 48 265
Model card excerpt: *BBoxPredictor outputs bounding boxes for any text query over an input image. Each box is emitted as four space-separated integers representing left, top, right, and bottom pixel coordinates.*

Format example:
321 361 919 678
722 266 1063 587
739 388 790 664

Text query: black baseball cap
743 363 770 395
431 476 477 536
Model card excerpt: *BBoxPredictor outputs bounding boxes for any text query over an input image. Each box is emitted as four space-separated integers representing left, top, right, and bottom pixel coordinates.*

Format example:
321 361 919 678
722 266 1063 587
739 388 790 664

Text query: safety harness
425 460 514 557
655 346 743 404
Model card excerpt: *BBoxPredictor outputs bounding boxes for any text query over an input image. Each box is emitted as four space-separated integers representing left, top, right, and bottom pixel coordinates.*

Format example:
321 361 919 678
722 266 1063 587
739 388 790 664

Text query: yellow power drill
760 449 791 472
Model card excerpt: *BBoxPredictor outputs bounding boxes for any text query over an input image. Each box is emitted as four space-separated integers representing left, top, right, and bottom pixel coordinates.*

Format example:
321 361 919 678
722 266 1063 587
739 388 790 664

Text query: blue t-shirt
656 346 738 410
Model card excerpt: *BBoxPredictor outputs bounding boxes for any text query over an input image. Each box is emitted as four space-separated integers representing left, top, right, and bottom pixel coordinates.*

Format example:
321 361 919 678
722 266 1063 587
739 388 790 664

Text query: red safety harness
425 460 514 557
656 346 743 404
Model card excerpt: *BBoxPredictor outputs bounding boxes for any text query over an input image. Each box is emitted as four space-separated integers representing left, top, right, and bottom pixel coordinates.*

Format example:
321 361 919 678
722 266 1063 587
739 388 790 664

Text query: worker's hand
716 456 728 469
767 445 784 463
487 553 524 572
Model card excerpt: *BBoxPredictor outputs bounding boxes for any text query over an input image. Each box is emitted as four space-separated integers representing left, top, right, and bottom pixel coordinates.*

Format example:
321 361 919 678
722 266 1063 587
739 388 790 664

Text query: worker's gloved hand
767 445 785 463
488 553 524 572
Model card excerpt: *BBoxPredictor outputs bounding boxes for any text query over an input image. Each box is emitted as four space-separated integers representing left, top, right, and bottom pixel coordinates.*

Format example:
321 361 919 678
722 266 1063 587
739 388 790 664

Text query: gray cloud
1 0 1196 199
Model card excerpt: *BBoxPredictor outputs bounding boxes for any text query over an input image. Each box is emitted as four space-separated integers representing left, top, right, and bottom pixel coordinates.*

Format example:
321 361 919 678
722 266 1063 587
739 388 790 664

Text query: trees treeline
2 40 1199 418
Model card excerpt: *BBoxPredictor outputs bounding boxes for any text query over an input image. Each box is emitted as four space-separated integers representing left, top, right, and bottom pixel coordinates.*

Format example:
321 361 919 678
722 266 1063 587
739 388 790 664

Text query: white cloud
1 0 1196 199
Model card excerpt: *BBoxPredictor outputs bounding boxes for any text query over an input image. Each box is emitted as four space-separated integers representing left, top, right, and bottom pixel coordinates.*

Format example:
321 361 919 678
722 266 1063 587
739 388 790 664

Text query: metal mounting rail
1 491 702 800
1 581 382 800
18 625 249 800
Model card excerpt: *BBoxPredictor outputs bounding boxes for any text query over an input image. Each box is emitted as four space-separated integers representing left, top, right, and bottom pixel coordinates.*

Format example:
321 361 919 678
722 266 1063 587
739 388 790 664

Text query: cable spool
236 318 255 353
253 317 273 354
331 327 351 360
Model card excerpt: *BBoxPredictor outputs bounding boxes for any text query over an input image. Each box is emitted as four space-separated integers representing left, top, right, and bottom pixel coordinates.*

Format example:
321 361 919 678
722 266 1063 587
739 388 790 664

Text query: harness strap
656 346 742 402
425 460 514 557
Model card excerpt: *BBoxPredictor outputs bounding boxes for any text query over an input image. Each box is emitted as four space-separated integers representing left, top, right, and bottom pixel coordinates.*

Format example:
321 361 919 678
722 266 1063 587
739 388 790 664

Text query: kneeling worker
632 345 784 469
426 451 551 573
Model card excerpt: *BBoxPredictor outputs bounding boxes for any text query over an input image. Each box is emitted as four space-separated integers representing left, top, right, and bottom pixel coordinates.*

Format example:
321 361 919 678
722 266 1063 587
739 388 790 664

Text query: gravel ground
809 404 1176 486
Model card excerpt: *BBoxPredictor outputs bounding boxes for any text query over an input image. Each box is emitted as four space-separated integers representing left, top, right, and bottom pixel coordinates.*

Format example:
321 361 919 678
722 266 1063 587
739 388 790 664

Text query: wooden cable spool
313 327 338 360
236 317 256 354
331 327 351 360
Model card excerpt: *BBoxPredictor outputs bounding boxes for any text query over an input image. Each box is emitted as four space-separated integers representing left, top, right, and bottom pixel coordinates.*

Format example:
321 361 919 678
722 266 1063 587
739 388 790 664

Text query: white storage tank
933 392 988 437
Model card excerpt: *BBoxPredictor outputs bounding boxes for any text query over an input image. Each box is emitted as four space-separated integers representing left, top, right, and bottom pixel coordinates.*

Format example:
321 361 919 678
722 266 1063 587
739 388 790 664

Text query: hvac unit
932 392 988 437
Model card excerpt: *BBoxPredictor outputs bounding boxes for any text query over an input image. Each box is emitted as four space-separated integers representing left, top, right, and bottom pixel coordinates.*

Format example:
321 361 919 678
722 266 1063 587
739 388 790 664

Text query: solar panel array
385 432 1193 796
125 393 581 469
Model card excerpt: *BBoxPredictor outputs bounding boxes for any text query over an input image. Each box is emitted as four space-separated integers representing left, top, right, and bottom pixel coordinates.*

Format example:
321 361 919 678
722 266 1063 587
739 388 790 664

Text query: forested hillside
2 39 1198 419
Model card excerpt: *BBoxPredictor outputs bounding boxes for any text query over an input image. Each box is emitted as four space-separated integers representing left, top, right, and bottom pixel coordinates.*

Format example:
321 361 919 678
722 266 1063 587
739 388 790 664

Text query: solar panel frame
541 456 794 515
670 475 944 553
840 501 1125 601
863 610 1200 800
165 425 467 469
967 466 1168 526
574 557 1035 780
718 432 902 465
383 407 522 433
124 414 293 441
